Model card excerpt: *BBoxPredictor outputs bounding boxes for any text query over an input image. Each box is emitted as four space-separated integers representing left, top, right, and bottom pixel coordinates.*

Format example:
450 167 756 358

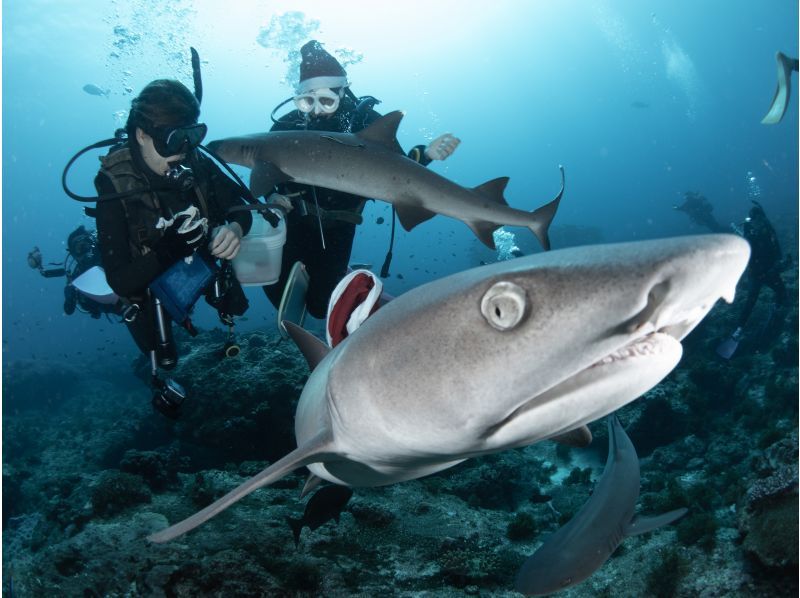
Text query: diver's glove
155 218 207 266
209 222 243 260
154 206 209 266
424 133 461 161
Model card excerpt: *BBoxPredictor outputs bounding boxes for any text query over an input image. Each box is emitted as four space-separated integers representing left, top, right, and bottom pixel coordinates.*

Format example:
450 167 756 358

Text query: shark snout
622 234 750 342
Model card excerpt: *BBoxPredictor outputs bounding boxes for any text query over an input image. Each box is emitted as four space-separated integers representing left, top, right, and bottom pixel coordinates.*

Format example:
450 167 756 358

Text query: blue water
3 0 797 365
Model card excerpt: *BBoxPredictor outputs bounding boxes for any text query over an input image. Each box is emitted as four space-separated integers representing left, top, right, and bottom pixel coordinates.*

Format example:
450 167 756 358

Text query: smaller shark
761 51 799 125
206 111 565 250
515 415 687 595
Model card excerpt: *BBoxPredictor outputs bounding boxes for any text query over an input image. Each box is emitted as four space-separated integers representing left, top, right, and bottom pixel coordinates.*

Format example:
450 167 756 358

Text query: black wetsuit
263 95 431 318
94 144 252 360
738 214 787 327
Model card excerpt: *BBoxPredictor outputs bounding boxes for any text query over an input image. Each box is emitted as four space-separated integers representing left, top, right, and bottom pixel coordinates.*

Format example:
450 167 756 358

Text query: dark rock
90 470 151 517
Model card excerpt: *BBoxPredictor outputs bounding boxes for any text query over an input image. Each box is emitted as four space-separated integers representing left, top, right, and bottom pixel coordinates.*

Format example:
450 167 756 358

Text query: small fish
83 84 109 97
285 485 353 546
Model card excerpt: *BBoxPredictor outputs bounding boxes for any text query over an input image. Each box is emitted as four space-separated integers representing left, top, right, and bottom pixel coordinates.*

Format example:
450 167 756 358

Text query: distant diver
761 51 798 125
673 191 725 232
717 201 789 359
28 226 122 319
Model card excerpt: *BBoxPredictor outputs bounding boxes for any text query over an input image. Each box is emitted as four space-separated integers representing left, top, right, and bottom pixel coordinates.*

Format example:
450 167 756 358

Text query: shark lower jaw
546 330 683 416
482 331 684 452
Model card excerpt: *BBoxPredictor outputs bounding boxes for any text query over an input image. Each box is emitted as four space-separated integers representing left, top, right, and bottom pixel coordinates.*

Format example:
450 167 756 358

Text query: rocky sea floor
3 275 798 597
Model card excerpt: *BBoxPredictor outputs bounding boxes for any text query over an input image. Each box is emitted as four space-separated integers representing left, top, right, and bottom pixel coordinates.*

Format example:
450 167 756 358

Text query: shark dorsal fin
355 110 405 154
283 321 331 371
625 507 688 536
472 177 510 206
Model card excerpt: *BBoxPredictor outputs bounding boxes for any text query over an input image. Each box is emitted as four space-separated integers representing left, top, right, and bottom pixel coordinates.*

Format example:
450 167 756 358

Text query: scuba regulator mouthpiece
166 160 195 189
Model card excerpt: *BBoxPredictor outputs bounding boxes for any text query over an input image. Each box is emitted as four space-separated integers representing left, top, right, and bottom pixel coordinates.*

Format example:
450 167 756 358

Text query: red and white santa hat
326 269 383 348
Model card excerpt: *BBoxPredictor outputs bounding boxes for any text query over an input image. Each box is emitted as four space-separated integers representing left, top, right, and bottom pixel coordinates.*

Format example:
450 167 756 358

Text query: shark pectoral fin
251 160 292 198
300 473 324 498
395 203 437 231
551 425 593 448
467 220 500 250
761 51 799 125
284 321 331 370
472 177 510 206
147 430 336 544
355 110 405 154
528 165 566 251
625 507 688 537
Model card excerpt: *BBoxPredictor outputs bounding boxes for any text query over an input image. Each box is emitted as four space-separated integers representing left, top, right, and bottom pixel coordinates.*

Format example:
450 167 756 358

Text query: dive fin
355 110 405 154
626 508 688 536
528 165 565 251
551 425 593 448
761 51 799 125
395 203 437 231
472 177 510 206
251 160 292 198
716 336 739 359
277 261 309 339
147 429 336 543
284 321 331 371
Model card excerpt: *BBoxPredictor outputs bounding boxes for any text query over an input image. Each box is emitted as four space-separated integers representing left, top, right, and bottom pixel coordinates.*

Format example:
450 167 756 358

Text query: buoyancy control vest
98 147 212 258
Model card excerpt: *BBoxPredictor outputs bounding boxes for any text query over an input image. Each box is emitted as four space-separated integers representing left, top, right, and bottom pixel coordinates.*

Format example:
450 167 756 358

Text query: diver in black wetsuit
28 226 121 318
93 79 253 418
732 202 788 338
263 40 461 319
673 191 725 233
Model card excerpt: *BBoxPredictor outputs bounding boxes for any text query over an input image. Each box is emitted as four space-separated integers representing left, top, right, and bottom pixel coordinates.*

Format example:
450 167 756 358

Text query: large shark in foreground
149 234 749 544
206 111 564 250
515 415 688 595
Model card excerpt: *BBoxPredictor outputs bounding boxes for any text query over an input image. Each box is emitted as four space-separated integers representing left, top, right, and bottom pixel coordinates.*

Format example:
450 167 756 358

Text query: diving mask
150 123 208 157
293 88 344 115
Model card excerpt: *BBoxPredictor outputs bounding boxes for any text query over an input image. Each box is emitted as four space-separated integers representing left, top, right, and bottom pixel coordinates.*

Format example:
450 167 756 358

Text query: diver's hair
126 79 200 137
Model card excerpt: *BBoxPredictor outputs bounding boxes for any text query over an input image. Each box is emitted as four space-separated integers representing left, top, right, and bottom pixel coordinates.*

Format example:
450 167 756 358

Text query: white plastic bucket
232 210 287 286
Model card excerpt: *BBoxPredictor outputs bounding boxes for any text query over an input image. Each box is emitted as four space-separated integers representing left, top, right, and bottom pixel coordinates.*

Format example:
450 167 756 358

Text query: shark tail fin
285 516 304 547
527 165 565 251
147 430 335 543
625 507 688 536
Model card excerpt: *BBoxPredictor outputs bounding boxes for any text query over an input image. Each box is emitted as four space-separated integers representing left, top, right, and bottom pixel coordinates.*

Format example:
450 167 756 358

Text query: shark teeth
591 336 662 368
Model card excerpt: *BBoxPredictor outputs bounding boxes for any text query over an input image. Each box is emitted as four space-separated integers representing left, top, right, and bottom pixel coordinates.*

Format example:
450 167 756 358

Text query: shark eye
480 281 528 331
